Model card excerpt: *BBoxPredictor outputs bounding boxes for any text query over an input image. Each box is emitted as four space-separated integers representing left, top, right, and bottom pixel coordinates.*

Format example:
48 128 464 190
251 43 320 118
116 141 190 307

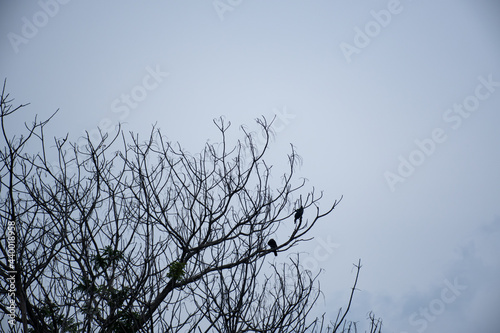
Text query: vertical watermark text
6 220 17 326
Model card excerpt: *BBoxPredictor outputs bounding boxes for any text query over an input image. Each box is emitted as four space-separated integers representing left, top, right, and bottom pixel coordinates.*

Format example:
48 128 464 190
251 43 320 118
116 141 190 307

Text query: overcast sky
2 1 500 332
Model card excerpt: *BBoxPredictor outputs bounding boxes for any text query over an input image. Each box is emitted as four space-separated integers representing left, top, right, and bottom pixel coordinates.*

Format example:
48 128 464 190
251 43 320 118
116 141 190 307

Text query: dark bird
267 239 278 256
294 206 304 223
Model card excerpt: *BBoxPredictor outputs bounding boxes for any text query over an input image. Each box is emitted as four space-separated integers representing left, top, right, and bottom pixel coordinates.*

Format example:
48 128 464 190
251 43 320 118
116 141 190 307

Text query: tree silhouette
0 81 381 332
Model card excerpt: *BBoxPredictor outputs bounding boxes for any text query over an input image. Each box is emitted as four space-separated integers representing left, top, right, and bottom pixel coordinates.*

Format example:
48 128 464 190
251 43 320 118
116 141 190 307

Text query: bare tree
0 81 380 332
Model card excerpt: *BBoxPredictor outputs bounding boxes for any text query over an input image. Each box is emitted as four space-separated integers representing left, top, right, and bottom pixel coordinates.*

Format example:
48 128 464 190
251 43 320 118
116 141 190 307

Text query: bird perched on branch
294 206 304 223
267 239 278 256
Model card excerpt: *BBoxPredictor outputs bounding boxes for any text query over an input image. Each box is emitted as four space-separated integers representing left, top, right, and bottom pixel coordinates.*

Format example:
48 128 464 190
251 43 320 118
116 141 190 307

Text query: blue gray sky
2 1 500 332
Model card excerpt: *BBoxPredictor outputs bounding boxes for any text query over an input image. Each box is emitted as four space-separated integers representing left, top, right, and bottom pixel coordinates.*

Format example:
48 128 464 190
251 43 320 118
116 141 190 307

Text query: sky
1 1 500 332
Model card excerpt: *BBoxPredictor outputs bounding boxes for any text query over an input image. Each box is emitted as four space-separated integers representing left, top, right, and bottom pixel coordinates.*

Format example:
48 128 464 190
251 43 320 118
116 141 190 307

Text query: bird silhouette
294 206 304 223
267 239 278 256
